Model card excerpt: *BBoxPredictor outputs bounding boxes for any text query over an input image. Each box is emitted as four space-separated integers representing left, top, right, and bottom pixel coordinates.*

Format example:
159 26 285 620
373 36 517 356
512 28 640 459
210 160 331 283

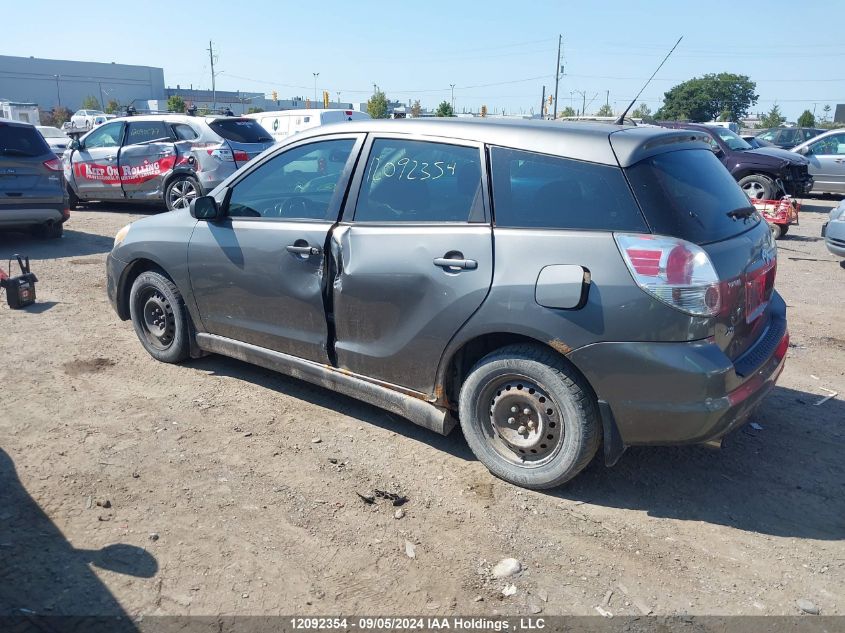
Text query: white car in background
36 125 71 155
70 109 107 130
247 109 371 143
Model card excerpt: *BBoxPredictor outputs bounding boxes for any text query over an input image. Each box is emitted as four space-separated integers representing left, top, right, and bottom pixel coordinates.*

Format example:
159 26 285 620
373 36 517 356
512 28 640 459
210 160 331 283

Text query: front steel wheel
459 344 600 489
129 271 190 363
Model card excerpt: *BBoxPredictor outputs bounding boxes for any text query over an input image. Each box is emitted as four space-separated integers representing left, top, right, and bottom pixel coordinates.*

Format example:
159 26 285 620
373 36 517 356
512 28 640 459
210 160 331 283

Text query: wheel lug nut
510 406 518 413
523 408 531 415
517 425 527 435
527 420 536 430
507 417 515 424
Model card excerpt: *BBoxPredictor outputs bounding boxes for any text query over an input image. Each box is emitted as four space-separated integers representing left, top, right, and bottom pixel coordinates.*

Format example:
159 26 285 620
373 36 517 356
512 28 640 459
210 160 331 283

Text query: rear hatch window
208 119 273 144
0 123 51 158
626 148 760 244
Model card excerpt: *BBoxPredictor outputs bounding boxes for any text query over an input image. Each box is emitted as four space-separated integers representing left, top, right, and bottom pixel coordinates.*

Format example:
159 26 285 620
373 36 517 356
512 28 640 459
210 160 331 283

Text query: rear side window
490 146 647 231
125 121 171 145
0 124 51 157
208 119 273 143
172 123 198 140
355 139 483 223
626 149 759 244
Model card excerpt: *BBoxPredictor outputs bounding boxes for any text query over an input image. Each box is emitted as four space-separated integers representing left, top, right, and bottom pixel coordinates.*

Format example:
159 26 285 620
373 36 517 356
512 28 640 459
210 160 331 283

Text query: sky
5 0 845 121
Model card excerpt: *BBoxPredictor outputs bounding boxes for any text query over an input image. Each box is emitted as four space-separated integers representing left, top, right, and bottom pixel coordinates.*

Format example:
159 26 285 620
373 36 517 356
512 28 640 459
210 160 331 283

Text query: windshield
712 127 752 151
208 119 273 144
626 149 759 244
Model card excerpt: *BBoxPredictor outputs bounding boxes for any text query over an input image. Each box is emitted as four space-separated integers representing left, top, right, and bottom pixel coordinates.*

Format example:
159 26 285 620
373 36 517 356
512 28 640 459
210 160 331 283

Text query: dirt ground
1 198 843 620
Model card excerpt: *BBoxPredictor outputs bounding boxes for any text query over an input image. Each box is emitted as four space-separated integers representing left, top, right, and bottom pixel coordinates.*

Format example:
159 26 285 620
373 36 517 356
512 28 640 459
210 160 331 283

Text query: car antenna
614 36 683 125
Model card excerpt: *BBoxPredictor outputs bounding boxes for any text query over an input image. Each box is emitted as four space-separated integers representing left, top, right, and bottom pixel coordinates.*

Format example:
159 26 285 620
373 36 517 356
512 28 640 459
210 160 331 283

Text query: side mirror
69 138 81 151
190 195 220 220
711 145 723 156
798 146 811 156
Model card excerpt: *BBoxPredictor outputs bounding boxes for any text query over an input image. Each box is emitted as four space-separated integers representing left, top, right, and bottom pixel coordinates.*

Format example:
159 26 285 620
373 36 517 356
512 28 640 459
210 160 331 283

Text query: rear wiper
726 206 755 220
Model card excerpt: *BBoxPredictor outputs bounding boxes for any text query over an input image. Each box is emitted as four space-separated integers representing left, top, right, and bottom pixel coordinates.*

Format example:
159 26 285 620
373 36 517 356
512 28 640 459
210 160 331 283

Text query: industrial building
162 86 358 115
0 55 165 113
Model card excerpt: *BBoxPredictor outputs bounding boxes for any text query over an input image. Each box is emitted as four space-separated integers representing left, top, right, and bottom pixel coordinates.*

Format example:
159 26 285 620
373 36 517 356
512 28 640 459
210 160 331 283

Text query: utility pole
552 34 562 120
450 84 456 112
208 41 217 112
54 75 61 107
313 72 320 104
606 90 609 108
336 91 341 106
540 85 546 119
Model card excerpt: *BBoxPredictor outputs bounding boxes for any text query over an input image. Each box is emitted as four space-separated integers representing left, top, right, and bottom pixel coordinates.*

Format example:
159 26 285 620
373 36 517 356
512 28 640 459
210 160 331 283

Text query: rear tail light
43 158 62 171
233 150 250 162
615 233 721 317
207 146 234 162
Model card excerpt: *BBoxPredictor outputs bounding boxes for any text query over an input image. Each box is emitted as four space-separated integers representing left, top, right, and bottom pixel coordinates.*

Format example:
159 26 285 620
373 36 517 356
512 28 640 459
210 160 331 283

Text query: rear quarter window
626 148 760 244
209 119 273 143
490 146 647 231
0 124 51 157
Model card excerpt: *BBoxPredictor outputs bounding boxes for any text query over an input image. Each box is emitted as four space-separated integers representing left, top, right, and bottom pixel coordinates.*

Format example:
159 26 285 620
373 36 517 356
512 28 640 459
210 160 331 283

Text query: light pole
313 72 319 104
450 84 456 113
54 75 61 107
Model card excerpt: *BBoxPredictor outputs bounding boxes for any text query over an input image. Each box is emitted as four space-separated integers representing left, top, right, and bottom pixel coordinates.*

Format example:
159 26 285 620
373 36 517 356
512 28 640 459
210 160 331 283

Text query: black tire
165 175 201 211
129 271 190 364
458 343 600 489
31 222 63 239
779 224 790 237
739 174 776 201
67 185 80 210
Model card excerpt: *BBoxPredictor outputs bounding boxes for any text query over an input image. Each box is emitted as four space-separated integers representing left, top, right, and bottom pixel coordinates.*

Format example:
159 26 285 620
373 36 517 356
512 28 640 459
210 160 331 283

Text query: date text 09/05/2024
289 617 546 631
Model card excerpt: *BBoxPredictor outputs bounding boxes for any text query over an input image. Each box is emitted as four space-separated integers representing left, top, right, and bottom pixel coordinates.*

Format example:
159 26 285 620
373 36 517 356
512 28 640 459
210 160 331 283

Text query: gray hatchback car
106 119 789 489
0 117 67 238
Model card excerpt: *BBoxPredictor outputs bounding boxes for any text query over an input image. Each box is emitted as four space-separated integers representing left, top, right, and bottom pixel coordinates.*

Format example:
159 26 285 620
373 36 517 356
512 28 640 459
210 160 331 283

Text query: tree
367 89 389 119
596 104 614 117
410 100 422 118
104 99 120 114
247 107 264 114
81 95 101 110
480 104 488 118
435 101 454 117
821 104 832 124
797 110 816 128
559 106 576 118
656 73 757 122
50 107 72 127
167 95 186 113
759 104 786 129
631 103 651 118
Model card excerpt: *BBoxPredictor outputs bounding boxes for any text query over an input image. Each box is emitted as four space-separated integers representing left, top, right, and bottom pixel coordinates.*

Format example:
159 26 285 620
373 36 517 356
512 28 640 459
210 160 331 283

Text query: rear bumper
0 202 67 228
568 293 788 446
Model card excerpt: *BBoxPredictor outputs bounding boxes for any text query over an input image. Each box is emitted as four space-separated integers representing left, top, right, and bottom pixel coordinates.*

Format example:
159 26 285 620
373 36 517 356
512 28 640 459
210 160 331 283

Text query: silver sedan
793 129 845 195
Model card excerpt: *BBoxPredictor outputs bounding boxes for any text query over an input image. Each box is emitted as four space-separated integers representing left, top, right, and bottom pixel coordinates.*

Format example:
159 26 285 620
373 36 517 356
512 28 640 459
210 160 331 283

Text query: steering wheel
280 196 310 218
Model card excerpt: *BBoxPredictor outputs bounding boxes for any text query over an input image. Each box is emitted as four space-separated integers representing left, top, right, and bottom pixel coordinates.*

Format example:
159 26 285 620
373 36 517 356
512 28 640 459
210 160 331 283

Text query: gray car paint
0 118 66 230
107 118 787 450
792 129 845 194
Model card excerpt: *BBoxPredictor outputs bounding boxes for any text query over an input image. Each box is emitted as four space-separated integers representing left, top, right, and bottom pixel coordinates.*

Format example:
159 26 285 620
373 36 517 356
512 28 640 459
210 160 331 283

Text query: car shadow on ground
77 202 165 216
185 355 476 462
0 448 154 628
186 356 845 540
797 200 838 214
0 229 115 260
553 385 845 540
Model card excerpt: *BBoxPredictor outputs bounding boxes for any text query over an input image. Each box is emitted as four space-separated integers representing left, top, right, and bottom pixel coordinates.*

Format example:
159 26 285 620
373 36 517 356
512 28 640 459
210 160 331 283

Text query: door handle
286 244 322 256
835 158 845 163
105 155 116 161
433 257 477 270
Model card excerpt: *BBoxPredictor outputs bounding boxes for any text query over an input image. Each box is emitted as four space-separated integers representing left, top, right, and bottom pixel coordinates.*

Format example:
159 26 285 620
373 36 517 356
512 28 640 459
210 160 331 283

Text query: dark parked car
0 118 68 238
661 122 813 200
106 119 788 489
742 135 774 149
756 127 824 150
